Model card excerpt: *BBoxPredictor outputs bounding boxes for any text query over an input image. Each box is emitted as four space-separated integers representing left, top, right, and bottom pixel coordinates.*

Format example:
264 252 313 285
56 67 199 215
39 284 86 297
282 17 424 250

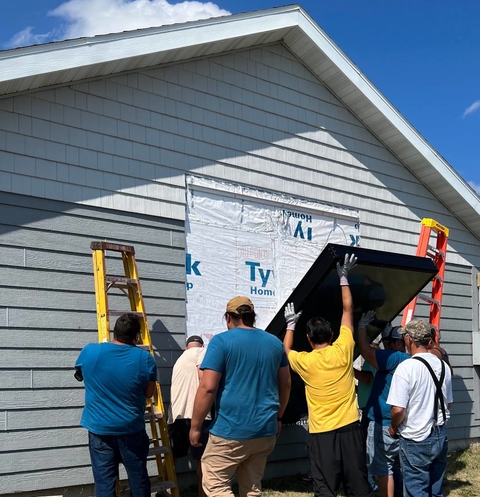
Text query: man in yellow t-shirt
283 254 373 497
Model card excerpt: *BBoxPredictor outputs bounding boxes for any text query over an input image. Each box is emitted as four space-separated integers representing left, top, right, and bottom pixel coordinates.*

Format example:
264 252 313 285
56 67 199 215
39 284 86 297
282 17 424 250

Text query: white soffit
0 5 479 239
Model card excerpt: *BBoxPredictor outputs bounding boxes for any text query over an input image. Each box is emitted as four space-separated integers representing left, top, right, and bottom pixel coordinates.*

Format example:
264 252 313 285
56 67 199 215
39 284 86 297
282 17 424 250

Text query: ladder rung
105 276 138 285
137 343 151 350
90 241 135 254
418 293 440 306
145 411 164 421
149 445 170 456
119 479 175 497
109 310 145 317
151 480 176 492
427 246 445 259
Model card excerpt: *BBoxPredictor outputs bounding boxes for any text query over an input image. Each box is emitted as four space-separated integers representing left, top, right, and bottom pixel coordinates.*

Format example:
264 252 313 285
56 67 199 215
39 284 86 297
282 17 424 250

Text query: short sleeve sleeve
287 350 309 378
386 363 410 408
332 325 354 363
146 353 157 383
75 344 90 368
201 336 226 373
195 348 206 367
280 349 288 368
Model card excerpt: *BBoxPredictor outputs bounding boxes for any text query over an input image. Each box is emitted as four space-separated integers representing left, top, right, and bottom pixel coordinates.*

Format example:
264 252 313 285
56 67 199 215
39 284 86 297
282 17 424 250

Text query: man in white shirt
387 319 453 497
168 335 210 497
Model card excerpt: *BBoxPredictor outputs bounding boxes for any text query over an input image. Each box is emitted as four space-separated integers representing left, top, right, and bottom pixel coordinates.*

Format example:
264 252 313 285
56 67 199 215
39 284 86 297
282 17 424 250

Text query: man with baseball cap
387 319 453 497
357 316 409 497
189 296 291 497
168 334 209 497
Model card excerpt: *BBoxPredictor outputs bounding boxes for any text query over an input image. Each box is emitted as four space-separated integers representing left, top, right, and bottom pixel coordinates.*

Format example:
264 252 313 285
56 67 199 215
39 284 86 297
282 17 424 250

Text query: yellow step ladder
90 241 179 497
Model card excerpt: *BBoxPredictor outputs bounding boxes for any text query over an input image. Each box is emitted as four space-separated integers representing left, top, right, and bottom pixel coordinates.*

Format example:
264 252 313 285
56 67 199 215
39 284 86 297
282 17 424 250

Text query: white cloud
7 27 55 48
468 181 480 195
462 100 480 118
6 0 230 48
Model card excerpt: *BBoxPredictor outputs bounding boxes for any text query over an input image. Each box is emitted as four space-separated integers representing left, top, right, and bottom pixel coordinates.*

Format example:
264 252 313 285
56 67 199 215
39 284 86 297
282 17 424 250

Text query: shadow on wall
0 43 475 269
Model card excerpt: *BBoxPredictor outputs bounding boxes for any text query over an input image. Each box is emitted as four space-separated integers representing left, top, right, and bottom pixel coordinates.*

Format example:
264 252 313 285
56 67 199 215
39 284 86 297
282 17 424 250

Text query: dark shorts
310 421 373 497
168 419 211 460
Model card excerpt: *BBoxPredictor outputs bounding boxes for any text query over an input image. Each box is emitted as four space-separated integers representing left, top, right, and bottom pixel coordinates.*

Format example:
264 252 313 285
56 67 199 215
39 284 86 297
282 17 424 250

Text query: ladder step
418 293 440 306
90 241 135 254
137 343 151 350
145 410 164 421
151 480 176 493
105 276 138 286
109 310 145 318
149 445 170 456
427 246 445 259
119 479 175 497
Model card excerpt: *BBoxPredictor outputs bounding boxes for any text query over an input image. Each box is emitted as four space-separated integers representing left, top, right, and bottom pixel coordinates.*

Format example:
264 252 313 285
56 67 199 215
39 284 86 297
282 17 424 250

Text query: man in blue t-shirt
75 314 157 497
357 313 409 497
189 296 291 497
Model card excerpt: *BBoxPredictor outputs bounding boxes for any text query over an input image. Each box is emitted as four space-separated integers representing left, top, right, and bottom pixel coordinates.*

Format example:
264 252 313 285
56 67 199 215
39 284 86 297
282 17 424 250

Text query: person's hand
359 310 375 329
276 420 282 437
388 425 398 439
284 303 302 331
189 426 202 447
336 253 358 279
382 322 393 339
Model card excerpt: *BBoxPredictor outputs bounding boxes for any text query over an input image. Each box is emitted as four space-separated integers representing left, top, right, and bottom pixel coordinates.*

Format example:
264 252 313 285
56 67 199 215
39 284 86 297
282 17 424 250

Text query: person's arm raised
283 302 302 355
336 253 357 333
357 311 378 369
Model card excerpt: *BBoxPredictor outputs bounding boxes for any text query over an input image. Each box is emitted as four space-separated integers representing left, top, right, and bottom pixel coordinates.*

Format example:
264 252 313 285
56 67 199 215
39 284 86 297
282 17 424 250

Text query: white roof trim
0 6 298 81
0 5 479 240
295 12 480 220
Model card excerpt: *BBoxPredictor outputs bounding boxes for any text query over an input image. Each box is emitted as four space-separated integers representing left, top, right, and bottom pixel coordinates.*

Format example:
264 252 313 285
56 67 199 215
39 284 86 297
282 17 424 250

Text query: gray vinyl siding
0 192 304 494
0 192 185 493
0 41 479 494
0 43 479 266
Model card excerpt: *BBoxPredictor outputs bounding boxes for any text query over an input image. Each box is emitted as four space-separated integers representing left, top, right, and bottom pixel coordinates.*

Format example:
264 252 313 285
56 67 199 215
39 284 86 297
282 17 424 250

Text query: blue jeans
399 424 448 497
88 430 151 497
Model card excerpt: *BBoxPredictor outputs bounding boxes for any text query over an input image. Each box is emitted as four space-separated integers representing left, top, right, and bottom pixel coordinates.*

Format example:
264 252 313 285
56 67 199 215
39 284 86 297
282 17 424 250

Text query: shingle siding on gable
1 45 478 263
0 43 478 494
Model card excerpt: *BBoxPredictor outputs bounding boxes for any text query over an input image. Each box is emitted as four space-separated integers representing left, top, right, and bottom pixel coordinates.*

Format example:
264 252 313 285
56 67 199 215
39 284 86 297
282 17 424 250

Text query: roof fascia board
295 11 480 215
0 7 300 83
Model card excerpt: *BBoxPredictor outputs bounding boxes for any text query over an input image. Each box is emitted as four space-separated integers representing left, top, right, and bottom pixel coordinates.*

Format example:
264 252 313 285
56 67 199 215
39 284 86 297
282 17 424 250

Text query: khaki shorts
202 433 276 497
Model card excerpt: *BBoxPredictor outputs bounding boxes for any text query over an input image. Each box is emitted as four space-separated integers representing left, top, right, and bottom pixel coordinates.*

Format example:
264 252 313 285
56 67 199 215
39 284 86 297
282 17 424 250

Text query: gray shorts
366 421 400 477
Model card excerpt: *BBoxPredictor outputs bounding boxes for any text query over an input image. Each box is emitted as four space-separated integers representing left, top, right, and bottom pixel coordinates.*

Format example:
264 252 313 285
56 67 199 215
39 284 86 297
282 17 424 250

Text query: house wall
0 43 479 494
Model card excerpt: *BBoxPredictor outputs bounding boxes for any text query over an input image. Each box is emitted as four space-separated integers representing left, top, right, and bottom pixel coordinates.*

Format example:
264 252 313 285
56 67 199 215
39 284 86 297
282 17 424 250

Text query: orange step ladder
401 218 449 341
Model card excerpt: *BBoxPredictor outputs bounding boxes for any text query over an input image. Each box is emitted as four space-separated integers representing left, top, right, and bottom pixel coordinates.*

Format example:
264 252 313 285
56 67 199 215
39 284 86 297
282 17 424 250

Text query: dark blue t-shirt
201 327 288 440
366 349 409 425
75 342 157 435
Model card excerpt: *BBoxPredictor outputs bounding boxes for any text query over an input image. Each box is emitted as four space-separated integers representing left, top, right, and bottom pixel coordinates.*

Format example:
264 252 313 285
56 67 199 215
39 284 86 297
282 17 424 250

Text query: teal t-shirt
75 342 157 435
357 360 377 409
366 349 409 425
201 327 288 440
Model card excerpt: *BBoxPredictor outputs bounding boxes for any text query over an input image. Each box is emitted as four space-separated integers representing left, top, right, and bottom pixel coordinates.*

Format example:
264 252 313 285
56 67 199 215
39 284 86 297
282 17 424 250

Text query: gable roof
1 5 479 239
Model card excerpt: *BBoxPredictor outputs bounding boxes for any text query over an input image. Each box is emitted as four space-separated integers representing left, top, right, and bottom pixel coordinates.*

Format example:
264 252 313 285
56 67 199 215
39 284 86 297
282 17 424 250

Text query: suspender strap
413 356 446 424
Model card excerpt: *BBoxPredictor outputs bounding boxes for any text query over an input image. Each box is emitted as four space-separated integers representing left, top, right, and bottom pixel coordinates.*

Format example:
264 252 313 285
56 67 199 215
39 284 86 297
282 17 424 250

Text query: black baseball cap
186 335 204 345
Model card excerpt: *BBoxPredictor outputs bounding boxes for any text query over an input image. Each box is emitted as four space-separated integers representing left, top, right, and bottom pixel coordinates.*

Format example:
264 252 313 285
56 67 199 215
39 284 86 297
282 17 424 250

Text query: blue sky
1 0 479 194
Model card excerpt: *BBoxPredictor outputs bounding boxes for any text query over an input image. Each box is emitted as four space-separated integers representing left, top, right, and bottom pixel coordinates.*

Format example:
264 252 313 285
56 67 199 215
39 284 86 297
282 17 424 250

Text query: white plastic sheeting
185 176 360 344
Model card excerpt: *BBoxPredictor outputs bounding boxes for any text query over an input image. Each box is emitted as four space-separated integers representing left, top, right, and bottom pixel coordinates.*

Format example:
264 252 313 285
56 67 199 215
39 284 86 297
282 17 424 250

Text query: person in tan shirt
168 335 210 497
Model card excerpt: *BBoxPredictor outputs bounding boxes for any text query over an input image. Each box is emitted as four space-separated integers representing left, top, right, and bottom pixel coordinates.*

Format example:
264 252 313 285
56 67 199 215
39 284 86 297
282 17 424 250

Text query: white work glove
284 303 302 331
382 322 393 339
336 253 358 285
358 310 375 329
